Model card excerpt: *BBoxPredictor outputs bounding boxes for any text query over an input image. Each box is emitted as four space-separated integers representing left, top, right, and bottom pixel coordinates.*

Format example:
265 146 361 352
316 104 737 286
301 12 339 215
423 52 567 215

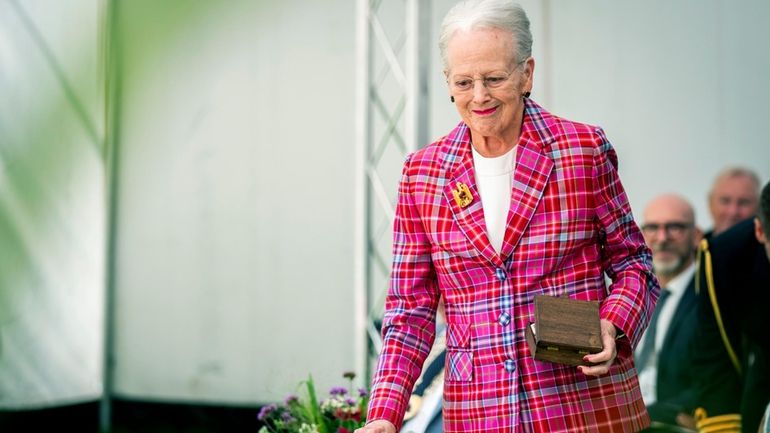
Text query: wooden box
525 295 603 366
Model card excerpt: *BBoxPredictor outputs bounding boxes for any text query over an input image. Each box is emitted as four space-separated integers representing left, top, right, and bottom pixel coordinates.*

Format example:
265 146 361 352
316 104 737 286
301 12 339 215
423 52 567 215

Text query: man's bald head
642 194 701 284
644 194 695 225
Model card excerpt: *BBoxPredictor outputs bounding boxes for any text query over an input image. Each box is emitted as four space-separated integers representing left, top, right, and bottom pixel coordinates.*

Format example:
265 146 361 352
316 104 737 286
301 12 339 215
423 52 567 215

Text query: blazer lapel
499 102 555 259
441 127 503 268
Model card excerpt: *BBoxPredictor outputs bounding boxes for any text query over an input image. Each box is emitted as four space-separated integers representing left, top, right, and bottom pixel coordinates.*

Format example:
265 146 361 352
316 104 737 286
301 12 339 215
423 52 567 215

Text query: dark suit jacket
646 275 700 425
692 218 770 433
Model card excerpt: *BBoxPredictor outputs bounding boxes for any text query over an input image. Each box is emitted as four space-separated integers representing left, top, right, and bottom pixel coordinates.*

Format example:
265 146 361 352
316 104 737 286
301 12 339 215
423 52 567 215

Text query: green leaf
304 375 329 433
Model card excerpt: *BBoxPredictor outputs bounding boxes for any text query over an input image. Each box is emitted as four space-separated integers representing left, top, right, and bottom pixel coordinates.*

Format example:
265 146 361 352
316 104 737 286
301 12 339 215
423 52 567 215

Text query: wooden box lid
526 295 603 366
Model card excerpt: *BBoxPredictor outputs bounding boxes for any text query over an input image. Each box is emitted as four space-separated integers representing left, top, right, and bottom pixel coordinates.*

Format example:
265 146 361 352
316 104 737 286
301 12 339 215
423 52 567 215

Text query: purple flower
345 397 356 406
358 388 368 397
329 386 348 396
257 403 278 421
281 411 295 423
284 394 299 405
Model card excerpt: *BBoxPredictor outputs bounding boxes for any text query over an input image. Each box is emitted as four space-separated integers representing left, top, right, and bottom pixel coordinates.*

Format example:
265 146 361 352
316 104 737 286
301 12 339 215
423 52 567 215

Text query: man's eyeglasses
640 222 693 237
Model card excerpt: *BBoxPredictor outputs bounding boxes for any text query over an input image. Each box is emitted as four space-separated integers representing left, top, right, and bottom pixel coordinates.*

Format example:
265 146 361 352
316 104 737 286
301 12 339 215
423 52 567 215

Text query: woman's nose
472 80 491 102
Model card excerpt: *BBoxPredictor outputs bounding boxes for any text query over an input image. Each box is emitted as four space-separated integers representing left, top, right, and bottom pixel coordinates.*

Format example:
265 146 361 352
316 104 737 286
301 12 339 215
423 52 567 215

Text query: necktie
636 288 671 370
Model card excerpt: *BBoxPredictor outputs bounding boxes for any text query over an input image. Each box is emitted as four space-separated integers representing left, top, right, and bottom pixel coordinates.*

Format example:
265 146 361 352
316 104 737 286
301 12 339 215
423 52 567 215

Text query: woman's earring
450 96 455 103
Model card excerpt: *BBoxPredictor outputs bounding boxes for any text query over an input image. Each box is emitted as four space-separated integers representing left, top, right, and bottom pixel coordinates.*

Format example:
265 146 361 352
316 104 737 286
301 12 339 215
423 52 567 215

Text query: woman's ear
522 57 535 92
444 70 454 103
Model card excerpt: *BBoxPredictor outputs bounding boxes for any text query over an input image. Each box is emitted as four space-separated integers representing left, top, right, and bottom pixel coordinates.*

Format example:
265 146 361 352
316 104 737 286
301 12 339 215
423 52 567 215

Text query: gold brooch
452 182 473 208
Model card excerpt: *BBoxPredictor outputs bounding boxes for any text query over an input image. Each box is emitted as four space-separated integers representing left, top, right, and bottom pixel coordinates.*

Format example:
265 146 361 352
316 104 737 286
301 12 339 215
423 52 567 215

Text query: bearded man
637 194 703 430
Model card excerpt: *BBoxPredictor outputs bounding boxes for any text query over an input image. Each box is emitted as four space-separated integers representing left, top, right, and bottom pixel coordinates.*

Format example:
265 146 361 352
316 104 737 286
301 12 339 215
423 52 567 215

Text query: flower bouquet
258 372 369 433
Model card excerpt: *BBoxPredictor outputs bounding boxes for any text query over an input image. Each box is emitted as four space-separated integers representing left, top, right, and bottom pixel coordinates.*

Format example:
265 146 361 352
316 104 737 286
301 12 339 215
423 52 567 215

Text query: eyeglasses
447 60 526 93
640 222 693 237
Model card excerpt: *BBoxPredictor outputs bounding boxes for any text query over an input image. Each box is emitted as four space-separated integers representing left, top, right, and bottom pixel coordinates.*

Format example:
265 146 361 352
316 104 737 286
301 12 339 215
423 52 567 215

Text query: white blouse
472 145 516 254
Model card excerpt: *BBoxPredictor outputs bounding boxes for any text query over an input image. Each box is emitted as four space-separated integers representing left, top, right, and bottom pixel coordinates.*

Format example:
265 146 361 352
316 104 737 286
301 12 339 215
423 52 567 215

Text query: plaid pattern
367 99 659 432
447 349 473 382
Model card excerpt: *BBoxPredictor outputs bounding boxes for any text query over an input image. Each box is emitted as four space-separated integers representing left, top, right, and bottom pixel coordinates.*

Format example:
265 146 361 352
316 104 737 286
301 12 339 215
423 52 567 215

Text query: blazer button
504 359 516 373
495 268 506 281
498 312 511 326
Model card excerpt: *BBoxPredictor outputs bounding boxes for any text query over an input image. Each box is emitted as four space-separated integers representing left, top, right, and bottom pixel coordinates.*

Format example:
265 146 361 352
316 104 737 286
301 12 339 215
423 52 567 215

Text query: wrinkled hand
354 420 396 433
579 319 617 376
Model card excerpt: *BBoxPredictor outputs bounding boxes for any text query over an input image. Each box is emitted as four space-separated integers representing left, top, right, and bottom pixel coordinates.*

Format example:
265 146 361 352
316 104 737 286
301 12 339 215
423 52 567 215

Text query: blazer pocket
446 323 470 348
446 323 473 382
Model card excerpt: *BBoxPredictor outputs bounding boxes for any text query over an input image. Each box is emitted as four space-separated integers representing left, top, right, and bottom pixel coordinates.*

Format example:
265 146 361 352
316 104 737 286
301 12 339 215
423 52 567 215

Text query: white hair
439 0 532 69
710 166 761 194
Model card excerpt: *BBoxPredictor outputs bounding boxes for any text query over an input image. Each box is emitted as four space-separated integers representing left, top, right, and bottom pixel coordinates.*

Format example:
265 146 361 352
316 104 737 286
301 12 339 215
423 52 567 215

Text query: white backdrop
1 0 768 409
0 0 105 408
112 0 359 404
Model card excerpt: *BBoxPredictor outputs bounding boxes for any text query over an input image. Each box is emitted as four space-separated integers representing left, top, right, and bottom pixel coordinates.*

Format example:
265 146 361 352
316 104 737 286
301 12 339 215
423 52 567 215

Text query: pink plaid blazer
367 100 659 433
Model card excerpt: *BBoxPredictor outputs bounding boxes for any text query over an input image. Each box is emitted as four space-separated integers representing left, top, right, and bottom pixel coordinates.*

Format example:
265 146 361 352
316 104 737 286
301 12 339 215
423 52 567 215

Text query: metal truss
354 0 431 382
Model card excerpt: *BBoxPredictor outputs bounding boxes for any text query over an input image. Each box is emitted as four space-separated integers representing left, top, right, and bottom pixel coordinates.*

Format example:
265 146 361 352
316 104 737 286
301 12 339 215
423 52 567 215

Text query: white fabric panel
0 0 105 408
113 1 358 403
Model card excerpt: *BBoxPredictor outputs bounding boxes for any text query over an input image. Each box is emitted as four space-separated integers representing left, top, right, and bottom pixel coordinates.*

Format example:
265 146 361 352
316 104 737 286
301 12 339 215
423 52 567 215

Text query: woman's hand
579 319 617 376
354 420 396 433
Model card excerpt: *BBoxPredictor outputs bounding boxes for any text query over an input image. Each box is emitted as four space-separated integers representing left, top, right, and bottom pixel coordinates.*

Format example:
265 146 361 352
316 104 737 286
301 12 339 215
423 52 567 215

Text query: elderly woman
356 1 658 432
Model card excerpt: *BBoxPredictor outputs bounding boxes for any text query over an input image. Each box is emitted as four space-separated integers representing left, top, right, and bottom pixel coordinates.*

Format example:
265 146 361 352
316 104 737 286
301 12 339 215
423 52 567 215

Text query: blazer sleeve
366 154 440 430
590 128 659 347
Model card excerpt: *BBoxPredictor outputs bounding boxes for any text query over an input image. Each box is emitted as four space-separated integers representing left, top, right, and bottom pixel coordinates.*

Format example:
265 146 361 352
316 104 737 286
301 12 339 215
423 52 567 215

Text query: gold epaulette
694 407 741 433
695 239 742 375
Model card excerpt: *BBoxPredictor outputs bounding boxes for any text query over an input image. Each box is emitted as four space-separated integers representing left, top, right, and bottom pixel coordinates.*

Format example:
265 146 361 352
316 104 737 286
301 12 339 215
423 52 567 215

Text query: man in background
707 167 760 237
637 194 703 430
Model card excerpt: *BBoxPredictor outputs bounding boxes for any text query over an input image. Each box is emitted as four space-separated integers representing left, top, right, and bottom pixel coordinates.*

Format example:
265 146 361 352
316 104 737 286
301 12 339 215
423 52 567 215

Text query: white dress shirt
636 262 696 405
